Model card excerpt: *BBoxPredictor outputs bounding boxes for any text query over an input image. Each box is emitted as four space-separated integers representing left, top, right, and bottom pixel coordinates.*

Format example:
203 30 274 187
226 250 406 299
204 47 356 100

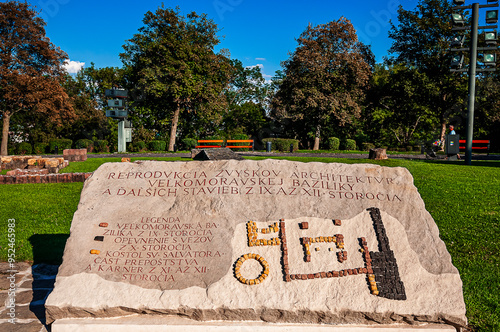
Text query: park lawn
0 156 498 331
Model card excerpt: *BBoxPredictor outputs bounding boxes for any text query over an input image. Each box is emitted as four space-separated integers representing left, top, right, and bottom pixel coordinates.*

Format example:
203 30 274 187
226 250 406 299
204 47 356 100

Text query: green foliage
262 138 298 152
148 140 166 152
326 137 340 150
49 139 72 153
132 126 156 144
33 142 48 155
121 5 233 151
75 139 94 152
181 138 197 150
17 142 32 155
130 140 147 152
93 140 109 153
406 145 413 152
271 17 372 150
342 139 357 151
362 142 375 151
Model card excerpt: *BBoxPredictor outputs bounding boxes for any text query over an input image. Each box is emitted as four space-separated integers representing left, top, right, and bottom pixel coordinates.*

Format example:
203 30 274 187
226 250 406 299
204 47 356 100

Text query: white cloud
63 60 85 74
246 64 264 69
255 57 266 61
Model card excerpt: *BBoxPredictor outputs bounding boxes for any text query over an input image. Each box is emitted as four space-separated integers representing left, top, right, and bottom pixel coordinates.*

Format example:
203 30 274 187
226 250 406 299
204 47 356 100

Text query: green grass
1 156 499 331
59 156 187 173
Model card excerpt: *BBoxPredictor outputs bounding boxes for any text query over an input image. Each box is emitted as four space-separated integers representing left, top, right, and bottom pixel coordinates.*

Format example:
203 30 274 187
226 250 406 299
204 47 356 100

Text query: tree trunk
439 122 447 151
313 124 321 151
1 112 11 156
168 104 181 152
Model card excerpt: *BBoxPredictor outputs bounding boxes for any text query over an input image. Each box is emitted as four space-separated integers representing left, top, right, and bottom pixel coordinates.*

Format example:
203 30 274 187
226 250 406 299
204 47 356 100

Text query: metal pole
118 119 126 153
465 3 479 165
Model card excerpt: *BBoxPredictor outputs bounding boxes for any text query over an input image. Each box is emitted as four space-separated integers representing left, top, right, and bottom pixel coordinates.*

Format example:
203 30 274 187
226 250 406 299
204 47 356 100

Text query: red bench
196 140 224 149
459 140 490 154
226 140 254 151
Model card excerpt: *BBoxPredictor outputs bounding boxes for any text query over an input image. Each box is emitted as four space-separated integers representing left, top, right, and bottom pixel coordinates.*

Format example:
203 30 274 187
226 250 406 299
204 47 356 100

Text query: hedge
93 140 109 153
149 140 167 152
33 143 48 155
49 139 72 153
326 137 340 150
75 139 94 152
362 142 375 151
131 141 147 152
17 142 32 155
262 138 299 152
341 139 357 151
181 138 197 150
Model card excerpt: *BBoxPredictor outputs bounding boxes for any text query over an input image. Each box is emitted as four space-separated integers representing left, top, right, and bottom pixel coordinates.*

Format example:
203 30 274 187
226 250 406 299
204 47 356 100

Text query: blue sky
13 0 420 79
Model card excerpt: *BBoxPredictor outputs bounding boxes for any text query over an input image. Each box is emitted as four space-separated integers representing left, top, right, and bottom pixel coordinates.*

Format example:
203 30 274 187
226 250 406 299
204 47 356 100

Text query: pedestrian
449 125 456 135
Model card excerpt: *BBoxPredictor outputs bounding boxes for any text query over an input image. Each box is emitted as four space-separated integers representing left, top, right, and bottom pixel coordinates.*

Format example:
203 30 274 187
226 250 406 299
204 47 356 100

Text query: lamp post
450 0 499 165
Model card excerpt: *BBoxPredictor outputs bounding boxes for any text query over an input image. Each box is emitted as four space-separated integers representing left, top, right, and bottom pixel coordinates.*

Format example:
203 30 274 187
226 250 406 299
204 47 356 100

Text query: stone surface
369 149 388 160
192 148 244 160
45 160 466 328
51 316 457 332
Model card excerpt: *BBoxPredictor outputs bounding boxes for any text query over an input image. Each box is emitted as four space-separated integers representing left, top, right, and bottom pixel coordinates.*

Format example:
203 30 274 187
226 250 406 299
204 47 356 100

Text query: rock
45 160 466 328
192 148 244 160
369 148 388 160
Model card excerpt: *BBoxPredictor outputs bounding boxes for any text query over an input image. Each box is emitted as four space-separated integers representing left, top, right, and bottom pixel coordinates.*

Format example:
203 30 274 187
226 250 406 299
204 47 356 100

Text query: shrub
33 143 48 155
93 140 109 153
342 139 357 151
362 142 375 151
406 146 413 152
49 139 72 153
262 138 299 152
132 141 147 152
149 140 167 152
17 142 32 155
414 145 422 152
75 139 94 152
181 138 197 150
327 137 340 151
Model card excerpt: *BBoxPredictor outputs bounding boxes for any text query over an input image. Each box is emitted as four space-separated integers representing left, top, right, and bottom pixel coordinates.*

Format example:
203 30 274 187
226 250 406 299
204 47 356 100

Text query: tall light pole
450 0 498 165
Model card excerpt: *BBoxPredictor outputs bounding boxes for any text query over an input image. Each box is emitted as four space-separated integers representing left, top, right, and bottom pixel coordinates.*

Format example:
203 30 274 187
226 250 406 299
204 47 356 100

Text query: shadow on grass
29 234 69 265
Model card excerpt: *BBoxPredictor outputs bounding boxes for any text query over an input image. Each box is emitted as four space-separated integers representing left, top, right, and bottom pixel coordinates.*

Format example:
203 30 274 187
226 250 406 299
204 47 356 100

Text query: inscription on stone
47 160 466 328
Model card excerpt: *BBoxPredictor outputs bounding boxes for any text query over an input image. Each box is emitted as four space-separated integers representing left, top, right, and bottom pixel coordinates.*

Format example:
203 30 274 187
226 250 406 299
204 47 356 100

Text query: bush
362 142 375 151
93 140 109 153
326 137 340 151
17 142 32 155
149 140 166 152
342 139 357 151
406 146 413 152
414 145 422 152
131 141 147 152
75 139 94 152
33 143 48 155
49 139 72 153
262 138 299 152
181 138 198 150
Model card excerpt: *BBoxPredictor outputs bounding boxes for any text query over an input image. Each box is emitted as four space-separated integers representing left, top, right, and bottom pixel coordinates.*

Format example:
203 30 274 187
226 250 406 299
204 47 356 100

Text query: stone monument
45 159 466 331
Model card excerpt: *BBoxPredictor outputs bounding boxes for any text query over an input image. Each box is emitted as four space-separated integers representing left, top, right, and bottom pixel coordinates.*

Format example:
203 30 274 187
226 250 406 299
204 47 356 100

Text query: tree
0 1 74 155
387 0 468 145
271 17 372 150
121 5 233 151
365 64 438 147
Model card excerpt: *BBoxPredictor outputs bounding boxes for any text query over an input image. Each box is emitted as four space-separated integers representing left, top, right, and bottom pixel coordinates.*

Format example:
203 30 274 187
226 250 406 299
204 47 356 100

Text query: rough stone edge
0 172 92 185
45 306 466 329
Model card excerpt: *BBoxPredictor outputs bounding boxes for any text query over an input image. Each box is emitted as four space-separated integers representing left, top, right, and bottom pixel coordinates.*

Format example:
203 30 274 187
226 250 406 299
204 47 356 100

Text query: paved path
0 262 57 332
44 151 500 161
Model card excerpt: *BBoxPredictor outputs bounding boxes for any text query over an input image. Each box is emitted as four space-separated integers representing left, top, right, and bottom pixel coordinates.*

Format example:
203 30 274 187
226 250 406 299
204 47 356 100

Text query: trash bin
266 142 272 152
446 134 459 160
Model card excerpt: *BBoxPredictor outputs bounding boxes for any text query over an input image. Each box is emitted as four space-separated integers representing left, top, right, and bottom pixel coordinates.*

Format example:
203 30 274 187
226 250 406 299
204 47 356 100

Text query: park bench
196 140 224 149
226 140 254 151
459 139 490 155
196 139 254 151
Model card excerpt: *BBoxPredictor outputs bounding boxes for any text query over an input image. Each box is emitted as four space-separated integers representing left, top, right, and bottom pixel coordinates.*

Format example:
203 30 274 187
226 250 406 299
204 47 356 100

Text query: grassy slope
1 156 498 330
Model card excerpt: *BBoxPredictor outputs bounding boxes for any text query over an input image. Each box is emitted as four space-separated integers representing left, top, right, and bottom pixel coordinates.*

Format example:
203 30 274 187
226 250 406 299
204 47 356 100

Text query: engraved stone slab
45 160 466 328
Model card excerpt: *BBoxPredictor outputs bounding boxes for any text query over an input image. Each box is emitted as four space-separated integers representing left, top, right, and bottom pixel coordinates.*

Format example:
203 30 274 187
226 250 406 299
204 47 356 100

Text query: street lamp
450 0 499 165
